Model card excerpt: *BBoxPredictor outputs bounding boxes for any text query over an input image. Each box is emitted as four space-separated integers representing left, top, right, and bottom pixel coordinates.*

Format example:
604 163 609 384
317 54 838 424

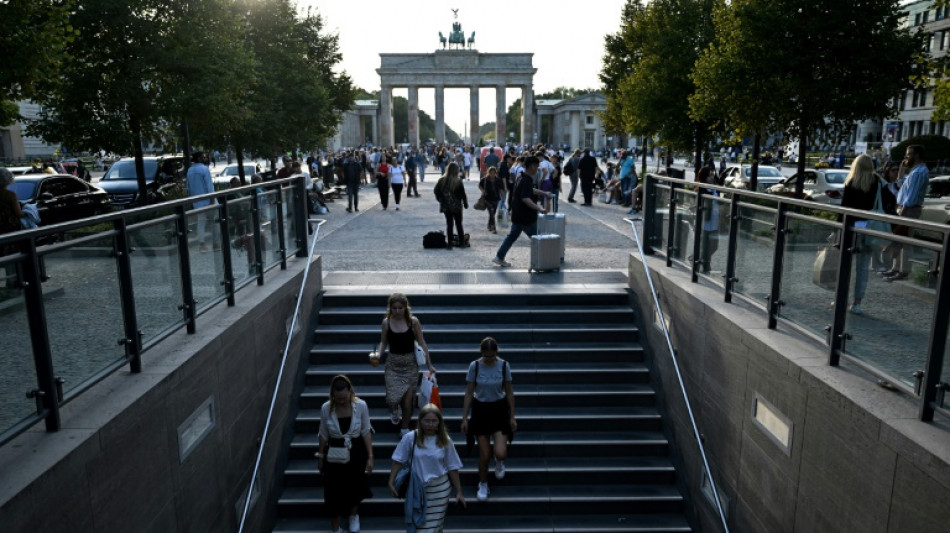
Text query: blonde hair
415 403 451 448
386 292 412 322
845 154 877 193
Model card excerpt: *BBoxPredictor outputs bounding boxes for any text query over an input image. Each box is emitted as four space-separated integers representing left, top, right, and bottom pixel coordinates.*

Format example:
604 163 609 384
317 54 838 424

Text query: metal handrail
238 218 325 533
626 216 730 533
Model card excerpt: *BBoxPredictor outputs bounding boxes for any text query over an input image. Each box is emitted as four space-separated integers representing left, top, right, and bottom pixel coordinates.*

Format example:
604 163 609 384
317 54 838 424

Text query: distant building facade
536 92 608 150
0 102 59 162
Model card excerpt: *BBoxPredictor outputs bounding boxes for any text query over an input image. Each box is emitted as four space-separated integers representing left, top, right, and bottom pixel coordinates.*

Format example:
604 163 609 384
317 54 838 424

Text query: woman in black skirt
317 375 374 533
460 337 516 502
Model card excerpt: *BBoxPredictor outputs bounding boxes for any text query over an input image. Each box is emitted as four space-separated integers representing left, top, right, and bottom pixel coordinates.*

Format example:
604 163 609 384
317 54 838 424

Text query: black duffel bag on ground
423 231 447 249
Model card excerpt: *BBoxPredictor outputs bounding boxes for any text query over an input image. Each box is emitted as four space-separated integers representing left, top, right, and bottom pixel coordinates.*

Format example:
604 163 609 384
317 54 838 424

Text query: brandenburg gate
376 45 536 146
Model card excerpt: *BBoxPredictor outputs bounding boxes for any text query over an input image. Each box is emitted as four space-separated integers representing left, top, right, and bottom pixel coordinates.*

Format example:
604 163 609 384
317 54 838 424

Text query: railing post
218 198 236 306
829 218 855 366
274 186 288 269
724 193 741 303
767 202 789 329
691 189 705 283
294 176 308 258
642 174 656 255
251 188 264 285
21 238 60 431
113 217 142 373
175 205 197 334
920 230 950 421
666 182 679 267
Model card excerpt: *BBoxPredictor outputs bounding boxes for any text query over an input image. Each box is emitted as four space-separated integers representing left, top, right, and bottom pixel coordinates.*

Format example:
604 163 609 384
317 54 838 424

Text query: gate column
408 85 420 147
435 84 445 143
470 85 480 145
496 84 506 147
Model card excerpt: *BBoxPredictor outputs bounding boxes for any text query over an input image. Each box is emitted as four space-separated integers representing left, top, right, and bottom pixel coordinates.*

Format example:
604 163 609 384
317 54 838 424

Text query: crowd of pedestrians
317 293 516 533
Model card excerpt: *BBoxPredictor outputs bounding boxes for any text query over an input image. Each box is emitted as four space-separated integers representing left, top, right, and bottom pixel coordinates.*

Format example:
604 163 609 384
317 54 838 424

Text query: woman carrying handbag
841 154 895 315
316 375 374 533
388 404 466 532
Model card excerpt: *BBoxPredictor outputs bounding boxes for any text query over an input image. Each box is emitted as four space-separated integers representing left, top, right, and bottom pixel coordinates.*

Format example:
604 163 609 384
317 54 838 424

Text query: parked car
765 169 848 204
213 163 261 187
916 176 950 242
96 155 184 207
720 164 785 192
6 166 37 176
12 174 112 226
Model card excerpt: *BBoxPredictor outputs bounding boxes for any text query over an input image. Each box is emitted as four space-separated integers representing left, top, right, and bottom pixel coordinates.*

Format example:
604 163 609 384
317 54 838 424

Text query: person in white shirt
462 151 472 179
389 160 407 210
389 404 466 532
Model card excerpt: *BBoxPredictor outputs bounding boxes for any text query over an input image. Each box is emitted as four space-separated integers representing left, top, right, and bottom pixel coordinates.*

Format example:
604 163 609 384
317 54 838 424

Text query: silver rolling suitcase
530 234 562 273
537 213 566 262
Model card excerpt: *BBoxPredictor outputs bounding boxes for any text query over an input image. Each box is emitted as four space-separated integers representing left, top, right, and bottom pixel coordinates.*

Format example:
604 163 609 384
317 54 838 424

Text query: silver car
765 169 847 204
720 164 785 192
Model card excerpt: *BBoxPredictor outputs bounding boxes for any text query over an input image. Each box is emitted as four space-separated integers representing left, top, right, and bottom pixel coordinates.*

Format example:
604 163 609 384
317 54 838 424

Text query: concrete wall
628 253 950 532
0 255 322 532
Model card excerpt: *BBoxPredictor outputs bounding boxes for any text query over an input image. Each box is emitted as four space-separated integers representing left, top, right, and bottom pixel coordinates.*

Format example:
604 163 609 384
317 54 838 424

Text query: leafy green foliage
601 0 716 151
889 135 950 163
0 0 75 126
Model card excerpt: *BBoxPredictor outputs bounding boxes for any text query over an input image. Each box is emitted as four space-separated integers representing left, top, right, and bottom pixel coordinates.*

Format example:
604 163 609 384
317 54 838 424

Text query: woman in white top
460 337 516 502
388 404 466 532
317 375 374 533
389 161 406 210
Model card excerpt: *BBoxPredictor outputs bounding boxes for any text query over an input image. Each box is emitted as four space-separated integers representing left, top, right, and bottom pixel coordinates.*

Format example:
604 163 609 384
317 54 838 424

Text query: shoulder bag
326 436 351 464
393 432 416 498
866 181 891 234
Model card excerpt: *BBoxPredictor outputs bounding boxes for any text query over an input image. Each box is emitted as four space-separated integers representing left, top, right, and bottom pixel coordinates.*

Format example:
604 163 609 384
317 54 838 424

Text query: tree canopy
0 0 75 126
23 0 353 192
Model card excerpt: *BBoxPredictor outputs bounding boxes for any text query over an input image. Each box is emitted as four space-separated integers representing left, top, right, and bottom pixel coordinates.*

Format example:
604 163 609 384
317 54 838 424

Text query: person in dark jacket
577 149 599 205
434 162 469 249
343 153 363 213
841 154 895 315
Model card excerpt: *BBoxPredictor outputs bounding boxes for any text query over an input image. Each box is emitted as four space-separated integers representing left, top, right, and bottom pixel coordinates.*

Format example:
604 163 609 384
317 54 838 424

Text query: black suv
97 155 184 207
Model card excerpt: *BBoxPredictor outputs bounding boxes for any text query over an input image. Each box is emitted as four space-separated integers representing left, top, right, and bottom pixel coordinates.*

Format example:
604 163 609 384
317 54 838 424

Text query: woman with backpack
460 337 516 502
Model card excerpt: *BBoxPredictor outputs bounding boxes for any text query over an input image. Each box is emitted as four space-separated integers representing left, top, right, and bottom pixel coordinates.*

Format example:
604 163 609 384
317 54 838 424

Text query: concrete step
281 455 678 488
309 343 646 365
277 483 686 517
304 361 653 387
312 323 640 345
319 290 633 309
288 430 671 461
315 305 636 326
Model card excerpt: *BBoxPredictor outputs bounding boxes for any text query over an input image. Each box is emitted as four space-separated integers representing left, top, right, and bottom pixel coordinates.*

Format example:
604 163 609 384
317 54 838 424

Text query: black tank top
388 319 415 354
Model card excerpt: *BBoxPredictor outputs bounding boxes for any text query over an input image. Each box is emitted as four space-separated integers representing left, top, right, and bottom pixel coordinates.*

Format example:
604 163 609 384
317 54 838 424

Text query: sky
303 0 628 138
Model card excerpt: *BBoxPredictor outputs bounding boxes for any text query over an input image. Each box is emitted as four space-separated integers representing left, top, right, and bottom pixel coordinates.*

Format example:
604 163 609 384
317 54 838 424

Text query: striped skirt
416 474 451 532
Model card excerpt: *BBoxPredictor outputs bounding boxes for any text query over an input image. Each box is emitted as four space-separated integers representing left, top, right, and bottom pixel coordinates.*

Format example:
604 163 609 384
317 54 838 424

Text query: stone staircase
272 288 692 532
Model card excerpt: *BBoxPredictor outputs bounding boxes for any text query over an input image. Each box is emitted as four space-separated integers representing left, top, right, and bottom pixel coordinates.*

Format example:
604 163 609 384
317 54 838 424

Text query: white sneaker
476 482 489 501
348 514 360 533
330 528 343 533
492 257 511 268
494 460 506 480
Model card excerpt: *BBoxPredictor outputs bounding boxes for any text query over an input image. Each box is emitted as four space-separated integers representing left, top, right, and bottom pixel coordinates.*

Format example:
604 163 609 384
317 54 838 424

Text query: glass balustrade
733 204 777 303
0 265 39 437
0 177 310 446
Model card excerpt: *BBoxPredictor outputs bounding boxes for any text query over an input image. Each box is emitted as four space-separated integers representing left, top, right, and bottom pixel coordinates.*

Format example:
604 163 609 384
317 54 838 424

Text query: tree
232 0 354 171
0 0 75 126
602 0 717 170
693 0 918 197
30 0 185 197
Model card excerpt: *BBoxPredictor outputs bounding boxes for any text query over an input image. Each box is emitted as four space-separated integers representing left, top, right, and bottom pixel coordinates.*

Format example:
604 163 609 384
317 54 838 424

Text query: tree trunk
795 130 808 200
641 136 648 176
665 145 672 175
750 133 761 191
182 120 192 173
236 144 246 185
129 113 147 206
695 130 703 176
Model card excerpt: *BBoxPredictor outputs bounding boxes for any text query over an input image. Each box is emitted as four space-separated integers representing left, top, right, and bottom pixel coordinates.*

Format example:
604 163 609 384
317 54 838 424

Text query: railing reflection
641 173 950 423
0 176 310 446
